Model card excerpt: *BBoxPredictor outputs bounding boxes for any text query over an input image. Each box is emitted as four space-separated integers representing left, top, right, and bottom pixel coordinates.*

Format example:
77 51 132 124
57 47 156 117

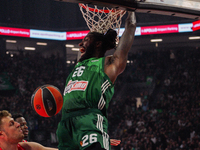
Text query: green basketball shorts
56 109 110 150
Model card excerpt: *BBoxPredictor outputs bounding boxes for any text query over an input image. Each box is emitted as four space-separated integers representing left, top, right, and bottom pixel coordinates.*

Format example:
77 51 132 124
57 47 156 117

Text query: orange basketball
31 85 63 117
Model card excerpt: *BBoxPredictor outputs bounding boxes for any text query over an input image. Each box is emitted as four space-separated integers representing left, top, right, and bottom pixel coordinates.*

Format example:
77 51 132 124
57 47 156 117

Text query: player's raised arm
115 11 136 69
105 11 136 83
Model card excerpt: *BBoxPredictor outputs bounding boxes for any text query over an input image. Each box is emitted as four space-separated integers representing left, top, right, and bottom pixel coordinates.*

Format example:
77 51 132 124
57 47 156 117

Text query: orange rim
79 3 117 13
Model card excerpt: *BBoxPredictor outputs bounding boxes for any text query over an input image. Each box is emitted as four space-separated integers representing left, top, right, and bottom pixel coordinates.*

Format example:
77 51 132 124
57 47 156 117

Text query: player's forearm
115 11 136 59
112 11 136 73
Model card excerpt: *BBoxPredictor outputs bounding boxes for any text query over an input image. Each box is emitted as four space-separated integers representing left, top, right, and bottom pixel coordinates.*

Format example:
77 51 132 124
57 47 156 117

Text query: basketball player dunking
57 11 136 150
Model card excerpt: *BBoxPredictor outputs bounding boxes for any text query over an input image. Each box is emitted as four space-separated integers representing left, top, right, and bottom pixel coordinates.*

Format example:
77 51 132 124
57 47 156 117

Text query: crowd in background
1 48 200 150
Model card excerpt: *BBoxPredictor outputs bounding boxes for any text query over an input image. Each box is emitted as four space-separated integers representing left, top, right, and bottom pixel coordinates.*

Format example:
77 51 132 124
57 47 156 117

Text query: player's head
78 29 117 62
0 110 24 143
13 113 29 139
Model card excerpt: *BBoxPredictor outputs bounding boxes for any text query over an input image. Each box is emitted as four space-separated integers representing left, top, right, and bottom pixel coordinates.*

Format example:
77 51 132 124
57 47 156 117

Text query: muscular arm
104 11 136 83
19 142 58 150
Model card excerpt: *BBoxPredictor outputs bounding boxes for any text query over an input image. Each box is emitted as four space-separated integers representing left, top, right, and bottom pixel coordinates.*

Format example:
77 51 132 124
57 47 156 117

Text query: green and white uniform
57 57 114 150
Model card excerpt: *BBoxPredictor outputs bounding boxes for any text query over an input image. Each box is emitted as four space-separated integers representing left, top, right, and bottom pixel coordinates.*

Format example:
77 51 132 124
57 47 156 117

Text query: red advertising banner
0 22 196 40
141 24 179 35
0 27 30 37
66 30 89 40
192 20 200 31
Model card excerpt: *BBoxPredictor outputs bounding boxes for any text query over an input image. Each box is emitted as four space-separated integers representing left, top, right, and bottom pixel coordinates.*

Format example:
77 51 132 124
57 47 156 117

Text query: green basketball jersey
62 57 114 117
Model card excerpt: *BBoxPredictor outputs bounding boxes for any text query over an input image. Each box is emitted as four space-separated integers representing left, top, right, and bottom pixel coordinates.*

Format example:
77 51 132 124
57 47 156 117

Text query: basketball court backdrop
57 0 200 20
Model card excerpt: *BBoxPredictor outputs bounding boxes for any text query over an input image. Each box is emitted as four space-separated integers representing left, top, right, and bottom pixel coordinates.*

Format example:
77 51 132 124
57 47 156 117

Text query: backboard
56 0 200 20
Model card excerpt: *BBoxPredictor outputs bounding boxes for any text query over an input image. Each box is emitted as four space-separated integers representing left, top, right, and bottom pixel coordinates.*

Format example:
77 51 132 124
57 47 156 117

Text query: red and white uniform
0 144 25 150
17 144 26 150
22 140 27 142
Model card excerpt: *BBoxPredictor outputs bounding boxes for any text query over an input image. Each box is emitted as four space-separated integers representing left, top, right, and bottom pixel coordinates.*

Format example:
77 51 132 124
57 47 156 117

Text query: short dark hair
12 113 23 121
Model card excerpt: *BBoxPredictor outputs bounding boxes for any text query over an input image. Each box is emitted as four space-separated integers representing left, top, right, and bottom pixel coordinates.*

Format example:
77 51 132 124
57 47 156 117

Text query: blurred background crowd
1 48 200 150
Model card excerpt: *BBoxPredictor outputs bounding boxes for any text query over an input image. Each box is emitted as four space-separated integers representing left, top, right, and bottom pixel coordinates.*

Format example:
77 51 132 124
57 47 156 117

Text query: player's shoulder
19 142 38 150
19 142 33 147
19 142 27 147
18 142 27 150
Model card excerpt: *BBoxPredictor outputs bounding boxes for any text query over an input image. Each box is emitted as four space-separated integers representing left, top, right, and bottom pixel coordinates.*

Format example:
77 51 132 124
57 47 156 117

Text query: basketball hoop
79 3 126 42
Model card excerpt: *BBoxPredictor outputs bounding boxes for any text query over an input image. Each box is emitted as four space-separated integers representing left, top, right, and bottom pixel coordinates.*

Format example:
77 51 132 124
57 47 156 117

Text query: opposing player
13 113 29 142
0 110 58 150
57 11 136 150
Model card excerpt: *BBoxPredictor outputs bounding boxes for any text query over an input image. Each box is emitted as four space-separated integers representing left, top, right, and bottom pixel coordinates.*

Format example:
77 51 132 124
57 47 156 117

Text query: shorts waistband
61 108 103 119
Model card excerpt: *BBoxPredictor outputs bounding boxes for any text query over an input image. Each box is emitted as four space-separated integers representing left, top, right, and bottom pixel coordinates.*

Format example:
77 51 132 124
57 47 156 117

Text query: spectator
13 113 29 142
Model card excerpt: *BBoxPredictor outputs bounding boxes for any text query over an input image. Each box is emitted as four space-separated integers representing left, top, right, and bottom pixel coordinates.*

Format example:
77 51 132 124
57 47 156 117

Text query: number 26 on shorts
80 133 97 147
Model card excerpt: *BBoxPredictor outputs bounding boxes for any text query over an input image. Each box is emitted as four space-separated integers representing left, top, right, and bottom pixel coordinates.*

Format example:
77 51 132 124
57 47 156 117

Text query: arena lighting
65 44 74 47
66 60 71 64
24 47 35 50
189 36 200 40
6 40 17 43
150 39 163 42
155 43 158 47
36 42 47 46
72 48 79 51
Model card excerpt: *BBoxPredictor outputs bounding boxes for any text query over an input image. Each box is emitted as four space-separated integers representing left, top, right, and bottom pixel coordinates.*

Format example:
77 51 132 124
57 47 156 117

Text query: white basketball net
79 3 126 37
